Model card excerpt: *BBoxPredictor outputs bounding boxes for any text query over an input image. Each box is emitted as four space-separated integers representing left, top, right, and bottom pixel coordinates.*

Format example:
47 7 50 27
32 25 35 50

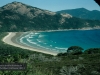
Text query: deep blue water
19 30 100 53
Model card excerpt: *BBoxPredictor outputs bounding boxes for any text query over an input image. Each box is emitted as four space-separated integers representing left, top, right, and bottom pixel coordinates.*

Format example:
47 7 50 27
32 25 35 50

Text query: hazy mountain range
0 2 100 32
57 8 100 20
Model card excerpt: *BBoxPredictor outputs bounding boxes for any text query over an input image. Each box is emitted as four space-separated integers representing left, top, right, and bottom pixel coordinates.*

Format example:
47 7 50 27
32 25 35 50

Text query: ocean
18 29 100 53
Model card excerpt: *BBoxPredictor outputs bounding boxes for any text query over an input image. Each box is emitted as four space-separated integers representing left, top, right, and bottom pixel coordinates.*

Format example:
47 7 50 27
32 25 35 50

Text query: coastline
2 32 58 56
30 27 100 33
2 28 100 56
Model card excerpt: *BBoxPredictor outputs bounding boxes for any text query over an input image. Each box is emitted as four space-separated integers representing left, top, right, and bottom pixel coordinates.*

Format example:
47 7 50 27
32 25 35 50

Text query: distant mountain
0 2 100 32
57 8 100 20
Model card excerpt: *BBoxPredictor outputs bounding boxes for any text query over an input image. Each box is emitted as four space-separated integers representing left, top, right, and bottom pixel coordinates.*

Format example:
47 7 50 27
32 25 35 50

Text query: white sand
2 32 58 56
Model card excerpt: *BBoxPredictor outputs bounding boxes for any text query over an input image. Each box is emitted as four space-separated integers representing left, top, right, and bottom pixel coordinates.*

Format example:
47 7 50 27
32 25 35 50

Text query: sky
0 0 100 12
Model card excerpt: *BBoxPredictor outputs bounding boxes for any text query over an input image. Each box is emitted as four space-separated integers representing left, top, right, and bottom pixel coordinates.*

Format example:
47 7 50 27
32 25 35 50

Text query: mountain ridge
57 8 100 20
1 1 72 18
0 2 100 32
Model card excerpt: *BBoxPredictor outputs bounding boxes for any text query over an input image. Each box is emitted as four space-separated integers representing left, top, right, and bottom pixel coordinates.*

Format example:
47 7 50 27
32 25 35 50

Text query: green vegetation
0 2 100 32
57 8 100 20
0 33 100 75
0 11 100 32
84 48 100 54
0 2 100 75
67 46 83 55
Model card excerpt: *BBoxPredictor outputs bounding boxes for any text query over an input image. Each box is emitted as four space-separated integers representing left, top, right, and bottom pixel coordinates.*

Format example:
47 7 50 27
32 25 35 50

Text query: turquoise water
19 30 100 53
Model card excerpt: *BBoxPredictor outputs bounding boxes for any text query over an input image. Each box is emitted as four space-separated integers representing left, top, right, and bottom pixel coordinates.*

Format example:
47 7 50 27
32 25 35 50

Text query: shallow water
19 30 100 53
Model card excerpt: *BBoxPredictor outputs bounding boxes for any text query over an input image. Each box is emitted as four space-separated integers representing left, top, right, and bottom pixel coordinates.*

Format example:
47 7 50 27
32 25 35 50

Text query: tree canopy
67 46 83 55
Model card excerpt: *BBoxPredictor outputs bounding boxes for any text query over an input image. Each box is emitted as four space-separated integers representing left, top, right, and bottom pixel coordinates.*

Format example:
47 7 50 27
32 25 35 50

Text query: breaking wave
19 29 100 53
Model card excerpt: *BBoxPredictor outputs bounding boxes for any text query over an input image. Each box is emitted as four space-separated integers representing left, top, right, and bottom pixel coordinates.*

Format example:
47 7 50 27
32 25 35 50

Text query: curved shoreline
2 32 58 56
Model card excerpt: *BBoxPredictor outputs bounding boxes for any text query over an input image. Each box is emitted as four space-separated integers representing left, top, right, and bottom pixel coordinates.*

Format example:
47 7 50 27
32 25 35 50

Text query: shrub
67 46 83 55
84 48 100 54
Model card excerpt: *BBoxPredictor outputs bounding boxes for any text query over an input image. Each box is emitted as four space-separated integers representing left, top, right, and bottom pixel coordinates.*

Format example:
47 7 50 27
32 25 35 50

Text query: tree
67 46 83 55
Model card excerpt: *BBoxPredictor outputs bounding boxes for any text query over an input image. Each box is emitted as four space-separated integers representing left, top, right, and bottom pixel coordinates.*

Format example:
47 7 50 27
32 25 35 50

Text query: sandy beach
2 32 58 56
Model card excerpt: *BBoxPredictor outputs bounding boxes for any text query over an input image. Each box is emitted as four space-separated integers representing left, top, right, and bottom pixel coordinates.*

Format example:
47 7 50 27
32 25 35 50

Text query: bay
19 29 100 53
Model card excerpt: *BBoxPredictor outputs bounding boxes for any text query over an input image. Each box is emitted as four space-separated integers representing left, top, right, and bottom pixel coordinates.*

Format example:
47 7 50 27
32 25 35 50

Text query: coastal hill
0 2 100 31
57 8 100 20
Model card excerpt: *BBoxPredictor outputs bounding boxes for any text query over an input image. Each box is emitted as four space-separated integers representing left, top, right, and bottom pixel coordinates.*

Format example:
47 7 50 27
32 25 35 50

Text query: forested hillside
57 8 100 20
0 2 100 32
